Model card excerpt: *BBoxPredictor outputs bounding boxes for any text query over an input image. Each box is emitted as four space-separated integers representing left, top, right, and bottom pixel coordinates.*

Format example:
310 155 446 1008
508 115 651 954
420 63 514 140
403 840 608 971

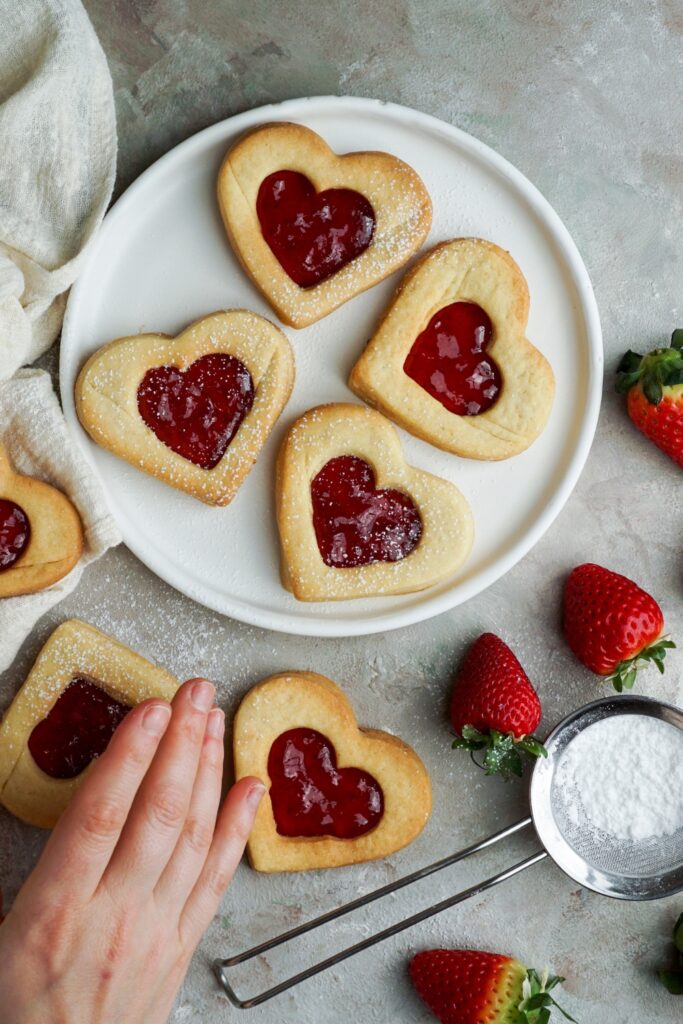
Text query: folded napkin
0 0 116 381
0 370 121 673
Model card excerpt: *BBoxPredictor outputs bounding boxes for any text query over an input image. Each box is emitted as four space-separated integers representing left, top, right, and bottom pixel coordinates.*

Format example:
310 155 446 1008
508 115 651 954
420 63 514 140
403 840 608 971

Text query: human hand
0 678 265 1024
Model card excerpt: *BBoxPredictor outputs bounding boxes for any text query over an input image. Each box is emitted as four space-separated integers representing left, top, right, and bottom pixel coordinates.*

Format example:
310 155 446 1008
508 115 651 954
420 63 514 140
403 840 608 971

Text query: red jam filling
137 353 254 469
403 302 501 415
28 677 131 780
311 455 422 569
268 728 384 839
0 499 30 572
256 170 376 287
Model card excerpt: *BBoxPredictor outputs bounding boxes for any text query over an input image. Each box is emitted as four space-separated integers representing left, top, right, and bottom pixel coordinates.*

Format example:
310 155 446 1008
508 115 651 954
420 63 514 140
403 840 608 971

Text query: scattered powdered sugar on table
554 714 683 842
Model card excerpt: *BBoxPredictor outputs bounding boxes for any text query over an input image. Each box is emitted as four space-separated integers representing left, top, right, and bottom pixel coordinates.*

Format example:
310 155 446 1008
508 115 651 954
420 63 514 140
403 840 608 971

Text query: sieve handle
214 816 547 1008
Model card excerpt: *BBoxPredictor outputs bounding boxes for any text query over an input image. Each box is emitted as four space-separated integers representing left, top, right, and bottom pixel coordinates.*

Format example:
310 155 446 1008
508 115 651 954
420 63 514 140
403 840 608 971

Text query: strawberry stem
616 331 683 404
452 725 547 781
606 636 676 692
518 968 578 1023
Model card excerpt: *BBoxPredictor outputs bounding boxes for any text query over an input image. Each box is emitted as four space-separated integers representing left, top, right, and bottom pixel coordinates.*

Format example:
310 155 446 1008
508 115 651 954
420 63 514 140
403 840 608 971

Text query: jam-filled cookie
0 619 178 828
217 122 432 328
234 671 432 872
276 403 474 601
75 309 294 506
349 239 555 460
0 445 83 598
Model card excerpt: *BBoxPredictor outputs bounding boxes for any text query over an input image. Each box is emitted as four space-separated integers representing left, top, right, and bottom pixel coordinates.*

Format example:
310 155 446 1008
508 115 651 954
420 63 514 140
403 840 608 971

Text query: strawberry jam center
268 728 384 839
256 170 375 287
403 302 501 415
311 455 422 569
137 353 254 469
28 678 131 779
0 499 30 571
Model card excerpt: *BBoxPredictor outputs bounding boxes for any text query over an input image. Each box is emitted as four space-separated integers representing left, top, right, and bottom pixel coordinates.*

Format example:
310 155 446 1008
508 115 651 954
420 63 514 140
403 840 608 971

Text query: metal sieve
530 694 683 900
215 695 683 1007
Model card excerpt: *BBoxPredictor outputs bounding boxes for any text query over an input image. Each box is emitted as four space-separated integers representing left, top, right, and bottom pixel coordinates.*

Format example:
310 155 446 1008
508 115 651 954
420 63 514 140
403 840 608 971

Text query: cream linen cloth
0 0 121 672
0 0 116 380
0 371 121 672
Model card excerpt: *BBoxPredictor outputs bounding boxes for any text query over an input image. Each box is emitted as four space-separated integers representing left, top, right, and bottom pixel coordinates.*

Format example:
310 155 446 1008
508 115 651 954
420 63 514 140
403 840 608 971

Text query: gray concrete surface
2 2 683 1021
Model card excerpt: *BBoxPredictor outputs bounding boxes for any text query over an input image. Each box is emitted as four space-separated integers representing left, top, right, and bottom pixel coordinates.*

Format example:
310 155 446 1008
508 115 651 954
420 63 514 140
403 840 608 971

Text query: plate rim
60 94 603 638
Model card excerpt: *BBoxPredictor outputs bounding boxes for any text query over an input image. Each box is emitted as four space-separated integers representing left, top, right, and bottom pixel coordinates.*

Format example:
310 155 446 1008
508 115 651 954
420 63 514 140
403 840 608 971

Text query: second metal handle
214 816 546 1008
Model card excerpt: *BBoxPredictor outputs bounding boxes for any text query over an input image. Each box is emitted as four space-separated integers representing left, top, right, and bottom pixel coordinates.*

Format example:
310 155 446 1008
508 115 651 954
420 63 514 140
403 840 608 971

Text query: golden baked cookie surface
0 619 178 829
349 238 555 460
234 671 432 872
75 309 294 505
217 122 432 327
276 403 474 601
0 445 83 598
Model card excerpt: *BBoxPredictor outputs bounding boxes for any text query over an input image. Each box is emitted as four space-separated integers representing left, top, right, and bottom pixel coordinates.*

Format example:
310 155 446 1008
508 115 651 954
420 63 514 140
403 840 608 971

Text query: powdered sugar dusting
554 714 683 842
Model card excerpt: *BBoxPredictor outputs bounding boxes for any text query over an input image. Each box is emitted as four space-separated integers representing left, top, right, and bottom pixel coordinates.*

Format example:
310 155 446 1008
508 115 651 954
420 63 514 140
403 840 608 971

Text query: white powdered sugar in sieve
553 714 683 843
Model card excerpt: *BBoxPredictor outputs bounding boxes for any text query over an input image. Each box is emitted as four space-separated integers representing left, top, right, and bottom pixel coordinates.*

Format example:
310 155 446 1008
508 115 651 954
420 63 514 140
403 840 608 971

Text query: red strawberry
563 562 675 691
617 329 683 468
450 633 546 779
409 949 577 1024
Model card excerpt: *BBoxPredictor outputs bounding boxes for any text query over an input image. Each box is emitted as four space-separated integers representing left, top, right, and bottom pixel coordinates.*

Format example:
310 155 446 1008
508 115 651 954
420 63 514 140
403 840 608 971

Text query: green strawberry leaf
452 726 547 780
452 736 487 751
666 367 683 386
519 970 578 1023
518 736 549 758
658 970 683 995
483 736 523 778
617 338 683 398
462 724 487 742
617 350 643 374
607 636 676 692
657 913 683 994
673 913 683 955
643 375 664 405
525 994 553 1009
550 999 579 1022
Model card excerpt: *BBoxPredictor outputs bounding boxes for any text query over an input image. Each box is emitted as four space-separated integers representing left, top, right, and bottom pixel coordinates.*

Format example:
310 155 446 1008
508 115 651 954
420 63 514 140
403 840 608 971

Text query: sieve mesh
550 773 683 878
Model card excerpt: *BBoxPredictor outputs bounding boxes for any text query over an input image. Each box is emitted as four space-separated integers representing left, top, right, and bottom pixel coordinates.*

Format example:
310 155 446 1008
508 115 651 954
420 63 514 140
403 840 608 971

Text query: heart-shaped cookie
217 122 432 328
0 446 83 598
233 671 432 872
349 239 555 460
0 619 178 828
75 310 294 506
276 403 474 601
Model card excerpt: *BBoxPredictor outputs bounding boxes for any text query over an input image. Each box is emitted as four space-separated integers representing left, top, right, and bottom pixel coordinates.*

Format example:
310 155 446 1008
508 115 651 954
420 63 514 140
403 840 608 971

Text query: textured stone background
1 1 682 1021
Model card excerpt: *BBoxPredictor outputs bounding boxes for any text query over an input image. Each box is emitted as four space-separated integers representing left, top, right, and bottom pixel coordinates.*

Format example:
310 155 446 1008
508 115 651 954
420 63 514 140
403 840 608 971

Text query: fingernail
142 703 171 736
206 708 225 739
247 783 266 809
191 679 215 712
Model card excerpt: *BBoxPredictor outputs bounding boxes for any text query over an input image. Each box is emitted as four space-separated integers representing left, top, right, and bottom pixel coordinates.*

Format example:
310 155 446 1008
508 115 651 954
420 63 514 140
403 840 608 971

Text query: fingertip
175 677 218 713
141 702 172 737
239 776 266 810
206 707 225 740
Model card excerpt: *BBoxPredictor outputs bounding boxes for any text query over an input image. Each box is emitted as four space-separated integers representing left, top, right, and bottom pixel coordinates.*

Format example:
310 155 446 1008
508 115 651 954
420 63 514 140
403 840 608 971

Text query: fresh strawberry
617 329 683 468
450 633 546 779
563 562 675 691
409 949 577 1024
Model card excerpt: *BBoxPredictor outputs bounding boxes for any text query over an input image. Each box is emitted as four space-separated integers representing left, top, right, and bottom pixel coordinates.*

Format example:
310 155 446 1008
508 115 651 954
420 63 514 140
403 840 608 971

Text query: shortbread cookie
0 445 83 598
217 122 432 328
0 619 178 828
75 309 294 506
276 403 474 601
349 239 555 460
234 671 432 872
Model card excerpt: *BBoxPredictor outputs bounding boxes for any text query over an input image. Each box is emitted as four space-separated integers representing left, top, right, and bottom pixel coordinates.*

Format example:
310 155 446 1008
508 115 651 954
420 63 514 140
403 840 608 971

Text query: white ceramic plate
60 96 602 637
